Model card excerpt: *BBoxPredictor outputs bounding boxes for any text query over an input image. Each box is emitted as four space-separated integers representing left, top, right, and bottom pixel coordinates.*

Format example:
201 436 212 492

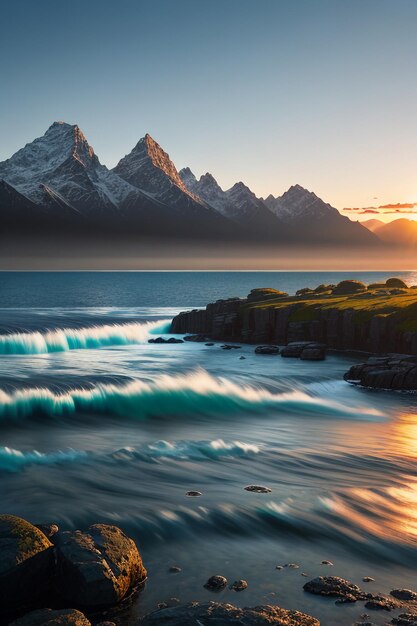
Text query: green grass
241 288 417 330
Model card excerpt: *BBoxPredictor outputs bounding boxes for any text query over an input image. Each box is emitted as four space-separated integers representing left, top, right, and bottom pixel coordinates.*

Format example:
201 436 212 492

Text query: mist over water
1 272 417 625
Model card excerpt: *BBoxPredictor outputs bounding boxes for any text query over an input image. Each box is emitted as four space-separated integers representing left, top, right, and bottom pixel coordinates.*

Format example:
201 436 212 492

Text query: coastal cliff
171 280 417 355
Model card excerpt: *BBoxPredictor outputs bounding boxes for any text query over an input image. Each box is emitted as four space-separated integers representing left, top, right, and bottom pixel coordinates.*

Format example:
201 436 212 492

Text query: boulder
255 345 280 355
333 280 367 295
9 608 91 626
386 278 408 289
303 576 365 600
148 337 183 344
139 601 320 625
183 334 211 342
344 356 417 390
55 524 146 607
247 288 288 301
391 589 417 601
281 342 326 360
300 345 326 361
0 514 54 608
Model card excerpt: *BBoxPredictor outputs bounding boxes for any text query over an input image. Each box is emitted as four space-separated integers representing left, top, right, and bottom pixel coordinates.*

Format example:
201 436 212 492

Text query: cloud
343 202 417 215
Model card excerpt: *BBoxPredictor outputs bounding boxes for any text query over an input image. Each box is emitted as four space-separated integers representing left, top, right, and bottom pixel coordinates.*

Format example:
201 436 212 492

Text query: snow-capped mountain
113 135 223 222
0 121 379 245
264 184 377 243
0 122 139 220
180 168 289 239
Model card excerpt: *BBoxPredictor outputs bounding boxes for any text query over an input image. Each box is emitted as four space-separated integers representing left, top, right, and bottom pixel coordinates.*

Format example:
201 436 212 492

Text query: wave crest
0 319 171 355
0 370 385 422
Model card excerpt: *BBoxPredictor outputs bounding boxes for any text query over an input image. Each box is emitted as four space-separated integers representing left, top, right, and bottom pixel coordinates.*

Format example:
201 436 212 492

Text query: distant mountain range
363 217 417 245
0 121 379 245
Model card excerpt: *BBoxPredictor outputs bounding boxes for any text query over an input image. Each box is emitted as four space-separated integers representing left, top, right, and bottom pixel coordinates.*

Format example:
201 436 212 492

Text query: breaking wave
0 319 172 355
0 370 385 422
0 446 86 472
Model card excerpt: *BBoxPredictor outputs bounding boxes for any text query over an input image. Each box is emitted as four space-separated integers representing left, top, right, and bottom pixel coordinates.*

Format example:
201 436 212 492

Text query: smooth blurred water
0 272 416 625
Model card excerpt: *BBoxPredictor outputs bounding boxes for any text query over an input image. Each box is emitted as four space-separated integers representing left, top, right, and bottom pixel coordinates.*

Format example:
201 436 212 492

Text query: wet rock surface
139 600 320 625
281 342 326 360
392 614 417 625
303 576 364 600
255 345 280 354
204 575 228 590
0 514 54 609
244 485 272 493
344 355 417 390
55 524 147 607
9 608 92 626
148 337 183 344
391 590 417 601
231 579 248 591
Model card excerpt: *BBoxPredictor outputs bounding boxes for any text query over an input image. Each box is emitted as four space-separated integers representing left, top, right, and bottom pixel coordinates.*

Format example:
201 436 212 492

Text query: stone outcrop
55 524 147 607
171 292 417 354
344 355 417 390
0 515 54 609
139 601 320 625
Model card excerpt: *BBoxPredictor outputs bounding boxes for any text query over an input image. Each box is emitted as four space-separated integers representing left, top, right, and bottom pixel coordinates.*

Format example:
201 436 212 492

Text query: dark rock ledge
344 355 417 391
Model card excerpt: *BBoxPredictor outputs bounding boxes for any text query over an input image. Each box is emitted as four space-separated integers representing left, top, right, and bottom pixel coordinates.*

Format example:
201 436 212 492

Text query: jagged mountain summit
0 121 145 221
0 121 379 246
179 168 290 239
264 184 376 244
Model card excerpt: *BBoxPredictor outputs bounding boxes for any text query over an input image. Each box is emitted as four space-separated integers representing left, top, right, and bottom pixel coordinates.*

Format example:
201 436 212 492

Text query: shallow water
1 271 417 625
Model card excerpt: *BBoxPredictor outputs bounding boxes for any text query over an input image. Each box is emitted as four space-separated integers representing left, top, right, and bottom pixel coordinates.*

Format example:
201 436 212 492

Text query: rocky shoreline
171 279 417 390
4 514 417 625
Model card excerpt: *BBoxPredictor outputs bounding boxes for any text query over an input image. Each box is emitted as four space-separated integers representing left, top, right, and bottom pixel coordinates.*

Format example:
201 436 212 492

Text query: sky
1 0 417 222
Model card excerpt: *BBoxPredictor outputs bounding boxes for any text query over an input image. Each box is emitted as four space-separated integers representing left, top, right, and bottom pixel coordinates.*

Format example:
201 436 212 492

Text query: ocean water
1 271 417 626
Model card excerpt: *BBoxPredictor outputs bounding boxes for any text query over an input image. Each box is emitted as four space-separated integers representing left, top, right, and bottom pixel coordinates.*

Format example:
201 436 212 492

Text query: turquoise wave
0 370 385 422
0 319 171 355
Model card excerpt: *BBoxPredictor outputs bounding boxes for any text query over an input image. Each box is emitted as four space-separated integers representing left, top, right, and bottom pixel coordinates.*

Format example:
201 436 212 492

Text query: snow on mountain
0 122 143 219
179 168 288 239
265 184 339 223
113 135 220 219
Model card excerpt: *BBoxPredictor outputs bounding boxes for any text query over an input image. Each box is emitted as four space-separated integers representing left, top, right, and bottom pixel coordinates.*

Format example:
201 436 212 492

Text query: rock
276 565 284 570
9 608 91 626
221 344 241 350
185 490 202 497
139 601 320 625
321 560 333 565
148 337 183 344
205 342 214 346
239 355 246 359
365 595 397 611
35 523 59 539
392 614 417 625
0 514 54 608
303 576 364 600
386 278 408 288
335 593 357 603
244 485 272 493
169 566 181 573
96 623 116 626
183 334 210 342
391 589 417 601
55 524 146 607
363 577 375 582
204 575 228 590
285 563 300 569
255 345 280 354
281 342 326 360
333 280 367 295
344 355 417 390
247 288 288 301
231 579 248 591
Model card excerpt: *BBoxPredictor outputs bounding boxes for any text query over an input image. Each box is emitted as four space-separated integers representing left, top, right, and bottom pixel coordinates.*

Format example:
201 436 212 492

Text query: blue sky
1 0 417 216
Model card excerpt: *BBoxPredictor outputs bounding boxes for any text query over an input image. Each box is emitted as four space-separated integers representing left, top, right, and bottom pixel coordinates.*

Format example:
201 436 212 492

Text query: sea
1 270 417 626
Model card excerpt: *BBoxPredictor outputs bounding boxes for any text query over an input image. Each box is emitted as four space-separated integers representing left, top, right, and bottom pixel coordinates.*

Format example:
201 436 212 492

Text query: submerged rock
255 345 280 355
303 576 364 600
9 608 91 626
148 337 183 344
185 490 202 497
0 514 54 608
204 575 228 590
391 589 417 601
244 485 272 493
365 595 397 611
392 614 417 625
168 565 181 573
55 524 147 607
231 579 248 591
139 600 320 625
